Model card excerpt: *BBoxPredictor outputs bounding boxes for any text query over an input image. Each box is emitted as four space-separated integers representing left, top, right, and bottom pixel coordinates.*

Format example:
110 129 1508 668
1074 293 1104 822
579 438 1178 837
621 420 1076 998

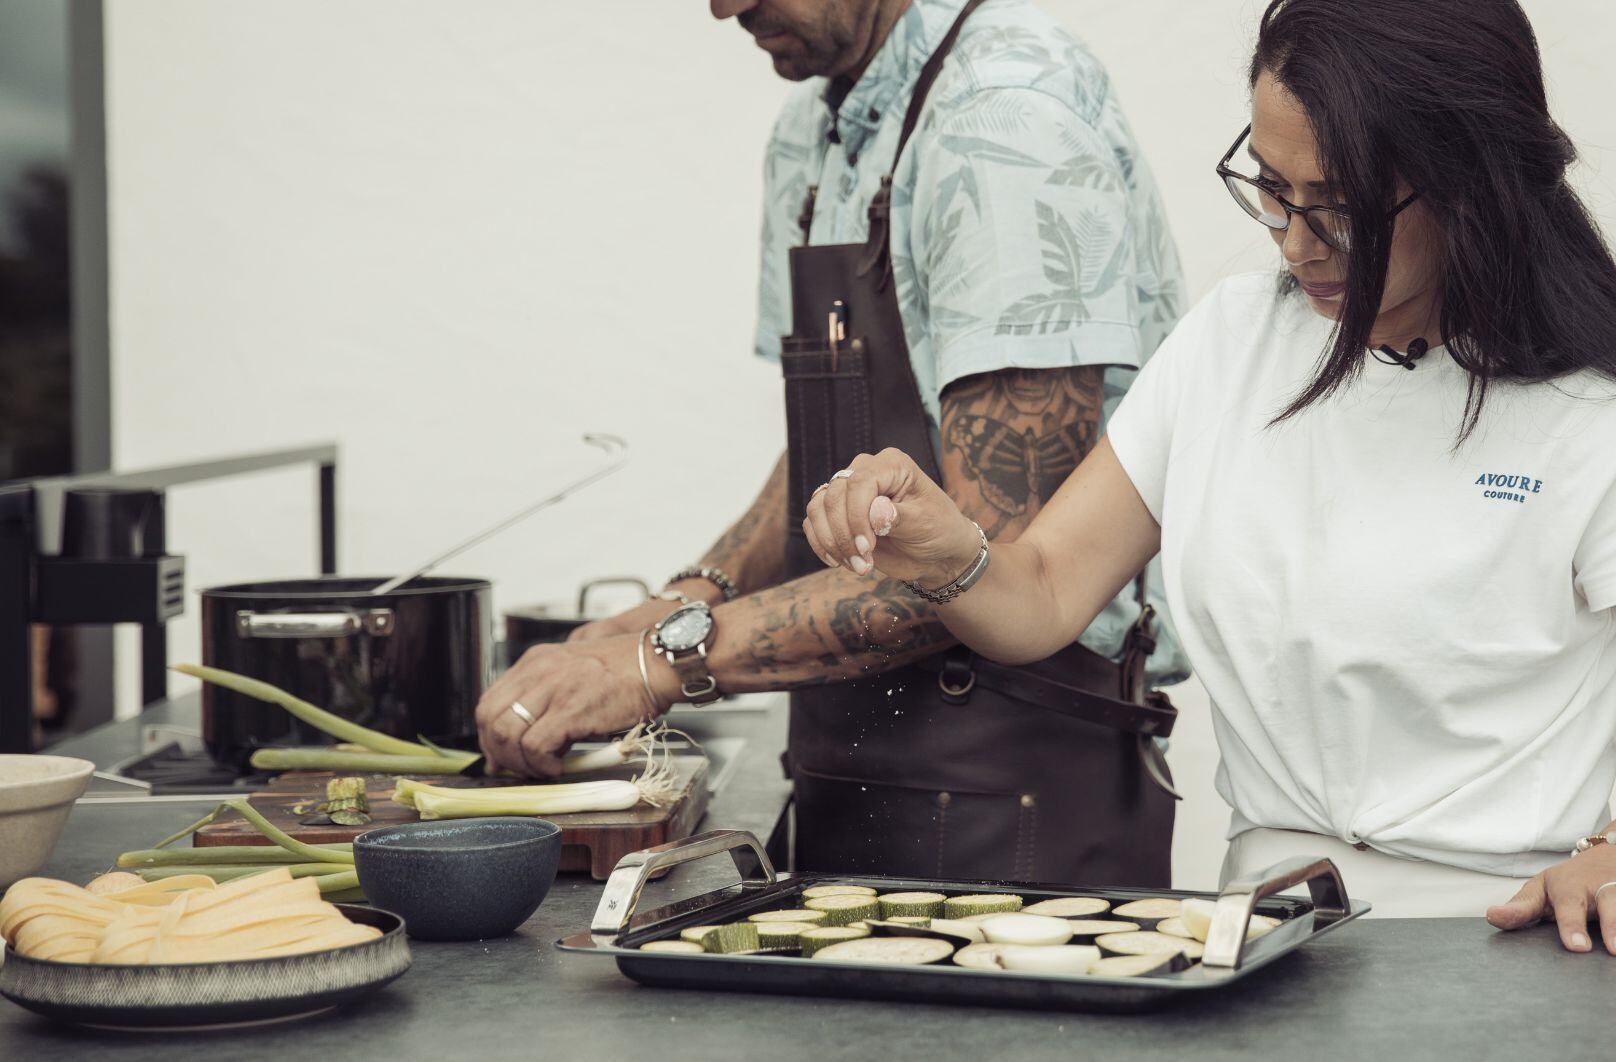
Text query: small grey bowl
354 817 562 942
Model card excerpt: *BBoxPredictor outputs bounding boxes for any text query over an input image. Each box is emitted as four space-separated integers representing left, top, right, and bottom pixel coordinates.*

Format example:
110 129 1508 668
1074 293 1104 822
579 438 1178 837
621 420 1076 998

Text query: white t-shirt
1107 271 1616 877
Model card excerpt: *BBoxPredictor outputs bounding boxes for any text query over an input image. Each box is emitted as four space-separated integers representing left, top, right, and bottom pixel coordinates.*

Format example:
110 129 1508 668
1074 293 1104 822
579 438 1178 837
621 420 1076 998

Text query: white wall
102 1 1616 888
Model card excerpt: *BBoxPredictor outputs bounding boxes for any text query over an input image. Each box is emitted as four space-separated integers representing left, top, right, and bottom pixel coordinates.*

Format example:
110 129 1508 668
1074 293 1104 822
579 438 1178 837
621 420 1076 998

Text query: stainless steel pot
502 577 650 662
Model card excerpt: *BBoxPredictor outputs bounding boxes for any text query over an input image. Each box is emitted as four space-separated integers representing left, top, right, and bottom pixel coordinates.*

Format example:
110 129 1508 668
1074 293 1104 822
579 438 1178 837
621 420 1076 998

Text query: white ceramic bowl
0 755 95 890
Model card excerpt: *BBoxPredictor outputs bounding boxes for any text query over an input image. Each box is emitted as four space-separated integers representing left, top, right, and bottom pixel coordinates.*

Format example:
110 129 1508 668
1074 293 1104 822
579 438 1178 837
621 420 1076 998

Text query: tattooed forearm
708 566 954 691
694 452 789 596
700 368 1100 692
940 366 1105 537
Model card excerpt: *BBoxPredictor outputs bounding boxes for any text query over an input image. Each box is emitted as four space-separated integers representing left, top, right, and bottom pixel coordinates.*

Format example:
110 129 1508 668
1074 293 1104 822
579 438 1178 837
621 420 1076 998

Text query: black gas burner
116 742 274 796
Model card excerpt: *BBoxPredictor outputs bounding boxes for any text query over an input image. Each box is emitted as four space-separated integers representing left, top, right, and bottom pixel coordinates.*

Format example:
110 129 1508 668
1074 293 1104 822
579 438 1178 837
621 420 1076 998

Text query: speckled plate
0 904 409 1030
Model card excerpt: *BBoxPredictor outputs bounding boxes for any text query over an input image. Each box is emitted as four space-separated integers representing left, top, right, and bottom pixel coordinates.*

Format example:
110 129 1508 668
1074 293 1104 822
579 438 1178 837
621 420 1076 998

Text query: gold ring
508 701 536 725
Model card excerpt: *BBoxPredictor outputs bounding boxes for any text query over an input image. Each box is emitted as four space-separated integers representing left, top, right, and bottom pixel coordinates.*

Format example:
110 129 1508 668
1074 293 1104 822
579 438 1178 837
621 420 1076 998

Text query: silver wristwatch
651 601 723 705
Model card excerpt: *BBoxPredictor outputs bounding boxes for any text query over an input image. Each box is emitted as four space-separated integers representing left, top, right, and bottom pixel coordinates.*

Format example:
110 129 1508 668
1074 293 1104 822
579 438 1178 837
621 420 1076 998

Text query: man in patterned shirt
476 0 1188 886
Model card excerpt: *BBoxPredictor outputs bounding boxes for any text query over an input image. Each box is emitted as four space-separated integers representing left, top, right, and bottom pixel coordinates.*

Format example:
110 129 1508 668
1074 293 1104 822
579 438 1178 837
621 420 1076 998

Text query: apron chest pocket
780 336 874 521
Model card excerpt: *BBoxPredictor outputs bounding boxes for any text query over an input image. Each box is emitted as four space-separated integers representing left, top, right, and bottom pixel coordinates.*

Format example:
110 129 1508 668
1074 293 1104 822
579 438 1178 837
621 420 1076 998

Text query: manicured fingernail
855 535 871 555
1572 932 1589 949
849 556 870 574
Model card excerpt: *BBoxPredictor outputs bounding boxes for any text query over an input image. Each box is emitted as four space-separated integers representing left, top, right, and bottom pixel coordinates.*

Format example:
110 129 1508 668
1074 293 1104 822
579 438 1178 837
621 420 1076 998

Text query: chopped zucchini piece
801 884 878 900
748 908 828 925
679 925 724 945
951 942 1014 969
755 921 817 950
876 891 947 919
804 894 880 926
639 940 705 954
702 922 760 955
799 925 870 957
941 894 1022 919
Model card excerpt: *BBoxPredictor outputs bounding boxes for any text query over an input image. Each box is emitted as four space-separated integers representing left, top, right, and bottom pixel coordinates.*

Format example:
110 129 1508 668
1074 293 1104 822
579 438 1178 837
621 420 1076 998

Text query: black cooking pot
502 577 649 663
199 576 494 768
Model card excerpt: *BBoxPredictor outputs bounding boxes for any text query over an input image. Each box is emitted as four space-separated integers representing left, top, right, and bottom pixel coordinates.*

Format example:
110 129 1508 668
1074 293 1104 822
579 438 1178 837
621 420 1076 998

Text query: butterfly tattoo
945 415 1095 517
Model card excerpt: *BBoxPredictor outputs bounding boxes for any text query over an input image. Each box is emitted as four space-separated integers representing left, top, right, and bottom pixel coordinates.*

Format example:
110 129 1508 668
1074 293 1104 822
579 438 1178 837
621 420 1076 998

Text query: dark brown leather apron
773 0 1177 888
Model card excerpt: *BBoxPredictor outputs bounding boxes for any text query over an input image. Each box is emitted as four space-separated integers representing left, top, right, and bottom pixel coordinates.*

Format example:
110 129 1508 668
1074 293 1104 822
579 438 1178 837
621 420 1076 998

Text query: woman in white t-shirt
801 0 1616 947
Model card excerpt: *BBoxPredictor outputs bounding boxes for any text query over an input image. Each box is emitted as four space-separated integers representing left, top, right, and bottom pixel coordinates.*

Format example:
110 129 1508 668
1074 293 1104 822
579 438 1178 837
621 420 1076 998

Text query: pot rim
200 576 491 600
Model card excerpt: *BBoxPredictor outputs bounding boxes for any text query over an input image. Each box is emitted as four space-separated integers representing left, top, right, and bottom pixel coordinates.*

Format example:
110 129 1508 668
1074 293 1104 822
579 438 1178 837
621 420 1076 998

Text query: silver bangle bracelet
635 628 662 716
666 565 739 602
903 523 989 604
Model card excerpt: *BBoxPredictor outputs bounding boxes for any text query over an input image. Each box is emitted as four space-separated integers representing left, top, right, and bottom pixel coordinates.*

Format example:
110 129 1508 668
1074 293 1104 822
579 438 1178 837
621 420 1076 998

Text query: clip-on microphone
1372 336 1430 370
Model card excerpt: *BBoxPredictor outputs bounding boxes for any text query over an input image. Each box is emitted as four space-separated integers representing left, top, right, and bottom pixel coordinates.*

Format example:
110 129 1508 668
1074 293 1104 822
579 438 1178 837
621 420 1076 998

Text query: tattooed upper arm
938 366 1105 538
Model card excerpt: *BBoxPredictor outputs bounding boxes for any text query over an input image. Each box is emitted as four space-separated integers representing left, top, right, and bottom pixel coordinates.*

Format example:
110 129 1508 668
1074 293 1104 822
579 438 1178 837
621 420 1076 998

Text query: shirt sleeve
1573 475 1616 612
907 87 1144 398
1102 286 1222 525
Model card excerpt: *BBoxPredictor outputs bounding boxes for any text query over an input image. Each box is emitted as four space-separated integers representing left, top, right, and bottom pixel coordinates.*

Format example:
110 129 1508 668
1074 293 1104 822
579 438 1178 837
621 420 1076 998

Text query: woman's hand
473 634 663 777
802 448 982 586
1486 844 1616 953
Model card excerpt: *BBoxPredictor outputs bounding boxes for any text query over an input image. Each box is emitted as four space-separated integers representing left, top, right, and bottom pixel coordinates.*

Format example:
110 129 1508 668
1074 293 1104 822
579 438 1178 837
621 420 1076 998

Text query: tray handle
1201 855 1350 970
590 829 776 934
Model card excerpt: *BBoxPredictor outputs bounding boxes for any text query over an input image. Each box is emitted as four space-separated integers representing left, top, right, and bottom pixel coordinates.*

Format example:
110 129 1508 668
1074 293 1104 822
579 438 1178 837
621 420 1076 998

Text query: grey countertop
4 699 1612 1061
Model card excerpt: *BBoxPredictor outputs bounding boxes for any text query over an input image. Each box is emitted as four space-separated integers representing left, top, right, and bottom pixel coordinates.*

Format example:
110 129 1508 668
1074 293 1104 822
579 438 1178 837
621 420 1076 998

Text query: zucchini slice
1111 898 1182 930
941 894 1023 919
702 922 761 955
1156 916 1195 940
755 921 818 950
890 916 933 926
1087 952 1187 977
978 913 1075 947
804 894 881 926
1064 919 1141 943
1022 896 1111 918
810 937 956 966
863 919 980 946
679 925 724 945
1095 930 1204 961
993 944 1101 976
800 884 878 900
638 940 705 954
952 942 1014 969
749 908 829 925
877 891 947 919
799 925 870 958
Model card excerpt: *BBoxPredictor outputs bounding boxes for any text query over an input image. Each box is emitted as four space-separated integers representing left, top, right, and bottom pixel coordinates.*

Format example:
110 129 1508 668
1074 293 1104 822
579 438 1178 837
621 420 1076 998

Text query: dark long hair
1254 0 1616 439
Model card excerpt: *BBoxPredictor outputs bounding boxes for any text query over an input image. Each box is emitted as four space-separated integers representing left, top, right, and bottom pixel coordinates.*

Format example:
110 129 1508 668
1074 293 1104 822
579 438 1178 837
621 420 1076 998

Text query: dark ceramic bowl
354 817 562 942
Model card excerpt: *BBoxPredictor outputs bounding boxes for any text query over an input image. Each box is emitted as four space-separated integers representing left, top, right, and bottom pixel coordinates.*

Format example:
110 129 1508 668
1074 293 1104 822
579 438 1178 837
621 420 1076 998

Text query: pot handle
1201 855 1351 970
576 577 652 614
235 609 395 639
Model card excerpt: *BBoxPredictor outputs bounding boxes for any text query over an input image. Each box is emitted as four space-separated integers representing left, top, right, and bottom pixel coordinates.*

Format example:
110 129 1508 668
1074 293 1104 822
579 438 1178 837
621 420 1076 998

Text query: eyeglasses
1216 125 1419 253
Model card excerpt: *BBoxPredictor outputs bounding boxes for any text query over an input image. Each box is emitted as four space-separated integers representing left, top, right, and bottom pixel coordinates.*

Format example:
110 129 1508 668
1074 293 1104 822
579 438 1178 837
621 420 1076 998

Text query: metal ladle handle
370 432 629 597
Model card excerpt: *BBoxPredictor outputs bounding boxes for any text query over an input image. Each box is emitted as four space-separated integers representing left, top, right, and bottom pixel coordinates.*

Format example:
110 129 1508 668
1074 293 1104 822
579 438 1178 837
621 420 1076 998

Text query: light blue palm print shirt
753 0 1190 684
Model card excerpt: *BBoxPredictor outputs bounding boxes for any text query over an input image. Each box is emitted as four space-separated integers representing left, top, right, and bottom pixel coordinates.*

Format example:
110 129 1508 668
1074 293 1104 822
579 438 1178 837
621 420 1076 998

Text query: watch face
659 606 712 652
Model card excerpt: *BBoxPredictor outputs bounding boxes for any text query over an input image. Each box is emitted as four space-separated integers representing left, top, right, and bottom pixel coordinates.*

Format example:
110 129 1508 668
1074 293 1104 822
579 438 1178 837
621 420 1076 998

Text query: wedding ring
832 469 854 481
812 482 830 497
1596 881 1616 902
507 701 536 725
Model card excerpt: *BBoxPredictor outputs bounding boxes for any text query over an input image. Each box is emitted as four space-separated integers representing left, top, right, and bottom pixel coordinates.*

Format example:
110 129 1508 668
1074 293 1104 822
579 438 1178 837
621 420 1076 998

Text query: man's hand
1486 842 1616 954
473 634 665 778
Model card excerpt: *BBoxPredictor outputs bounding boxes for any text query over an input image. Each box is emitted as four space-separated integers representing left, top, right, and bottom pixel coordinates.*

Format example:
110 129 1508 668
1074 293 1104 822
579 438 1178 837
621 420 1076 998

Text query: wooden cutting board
192 756 710 880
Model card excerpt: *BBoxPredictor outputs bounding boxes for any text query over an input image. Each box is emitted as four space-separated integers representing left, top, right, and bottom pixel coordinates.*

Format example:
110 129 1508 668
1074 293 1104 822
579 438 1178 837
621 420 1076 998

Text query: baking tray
557 830 1371 1013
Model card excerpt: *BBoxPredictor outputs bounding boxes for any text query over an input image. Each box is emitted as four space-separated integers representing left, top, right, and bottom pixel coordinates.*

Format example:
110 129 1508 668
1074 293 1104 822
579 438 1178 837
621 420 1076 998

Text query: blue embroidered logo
1475 472 1542 504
